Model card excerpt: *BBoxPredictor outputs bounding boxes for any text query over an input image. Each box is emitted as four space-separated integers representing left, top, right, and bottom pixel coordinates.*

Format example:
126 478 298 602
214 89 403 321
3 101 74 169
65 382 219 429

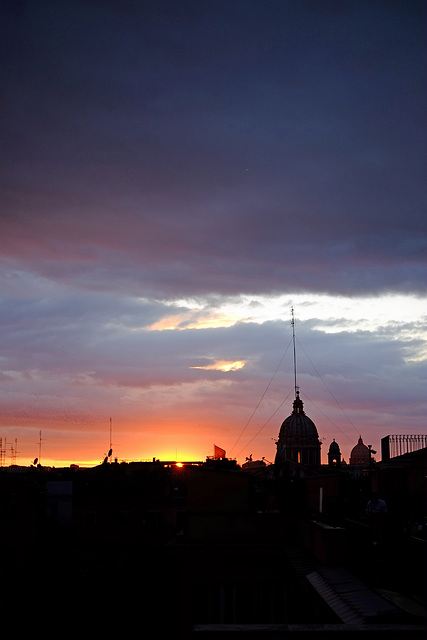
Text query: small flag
214 444 226 459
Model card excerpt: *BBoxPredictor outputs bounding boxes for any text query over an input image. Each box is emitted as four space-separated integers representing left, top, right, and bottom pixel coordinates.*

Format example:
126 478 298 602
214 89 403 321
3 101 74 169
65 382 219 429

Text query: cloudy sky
1 0 426 467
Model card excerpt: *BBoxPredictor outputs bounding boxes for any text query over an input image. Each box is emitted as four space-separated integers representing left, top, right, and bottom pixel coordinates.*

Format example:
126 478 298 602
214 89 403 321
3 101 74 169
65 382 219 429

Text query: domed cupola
328 439 341 467
275 389 322 468
350 436 370 465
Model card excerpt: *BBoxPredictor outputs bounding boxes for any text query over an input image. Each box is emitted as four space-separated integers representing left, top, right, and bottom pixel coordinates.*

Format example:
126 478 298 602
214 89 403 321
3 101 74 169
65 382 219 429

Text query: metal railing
381 434 427 460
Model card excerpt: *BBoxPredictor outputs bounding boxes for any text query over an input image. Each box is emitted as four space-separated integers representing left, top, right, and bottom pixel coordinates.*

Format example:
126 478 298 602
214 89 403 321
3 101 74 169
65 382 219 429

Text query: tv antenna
103 417 115 463
291 306 298 398
34 430 45 465
0 438 5 467
109 417 113 457
11 438 19 465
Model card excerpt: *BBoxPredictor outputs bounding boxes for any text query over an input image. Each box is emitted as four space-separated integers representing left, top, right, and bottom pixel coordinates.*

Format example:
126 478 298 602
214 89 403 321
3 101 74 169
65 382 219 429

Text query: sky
1 0 426 467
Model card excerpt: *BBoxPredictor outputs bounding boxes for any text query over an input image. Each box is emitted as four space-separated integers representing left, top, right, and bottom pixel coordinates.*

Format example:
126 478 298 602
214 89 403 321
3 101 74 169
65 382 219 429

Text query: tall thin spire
291 307 298 398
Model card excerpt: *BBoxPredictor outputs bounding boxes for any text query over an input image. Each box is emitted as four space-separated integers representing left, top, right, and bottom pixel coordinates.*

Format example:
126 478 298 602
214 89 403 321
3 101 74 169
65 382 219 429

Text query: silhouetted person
366 493 387 517
366 493 388 563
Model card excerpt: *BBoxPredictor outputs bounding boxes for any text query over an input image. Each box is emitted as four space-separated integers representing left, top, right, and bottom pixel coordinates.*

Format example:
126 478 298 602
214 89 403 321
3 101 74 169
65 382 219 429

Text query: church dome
350 436 370 465
277 392 319 442
275 390 321 468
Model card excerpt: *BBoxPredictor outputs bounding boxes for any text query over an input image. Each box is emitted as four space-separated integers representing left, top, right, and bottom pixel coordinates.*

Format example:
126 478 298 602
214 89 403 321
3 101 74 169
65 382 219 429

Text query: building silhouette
275 389 322 472
0 434 425 636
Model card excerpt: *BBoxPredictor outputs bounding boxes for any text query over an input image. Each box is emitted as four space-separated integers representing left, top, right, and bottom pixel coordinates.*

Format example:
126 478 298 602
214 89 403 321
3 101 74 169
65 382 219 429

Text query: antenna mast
108 417 113 458
291 307 298 398
35 430 45 465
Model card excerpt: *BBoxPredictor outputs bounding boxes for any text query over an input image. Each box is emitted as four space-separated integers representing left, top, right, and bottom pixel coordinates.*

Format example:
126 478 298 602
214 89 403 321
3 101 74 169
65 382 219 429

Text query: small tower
328 439 341 468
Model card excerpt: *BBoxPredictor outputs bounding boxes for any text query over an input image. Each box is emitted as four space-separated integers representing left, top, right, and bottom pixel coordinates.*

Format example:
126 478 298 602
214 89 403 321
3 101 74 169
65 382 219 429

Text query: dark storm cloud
2 0 426 297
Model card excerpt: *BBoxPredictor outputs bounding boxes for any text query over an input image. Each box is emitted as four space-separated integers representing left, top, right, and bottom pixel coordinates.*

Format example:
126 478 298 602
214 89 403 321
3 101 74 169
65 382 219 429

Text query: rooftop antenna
0 438 5 467
291 307 298 398
108 418 113 456
102 417 120 464
36 430 45 465
108 417 113 458
11 438 19 465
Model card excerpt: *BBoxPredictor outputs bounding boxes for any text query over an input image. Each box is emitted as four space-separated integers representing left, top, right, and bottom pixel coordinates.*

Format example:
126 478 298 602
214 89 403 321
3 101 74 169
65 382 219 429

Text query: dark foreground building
0 447 425 637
